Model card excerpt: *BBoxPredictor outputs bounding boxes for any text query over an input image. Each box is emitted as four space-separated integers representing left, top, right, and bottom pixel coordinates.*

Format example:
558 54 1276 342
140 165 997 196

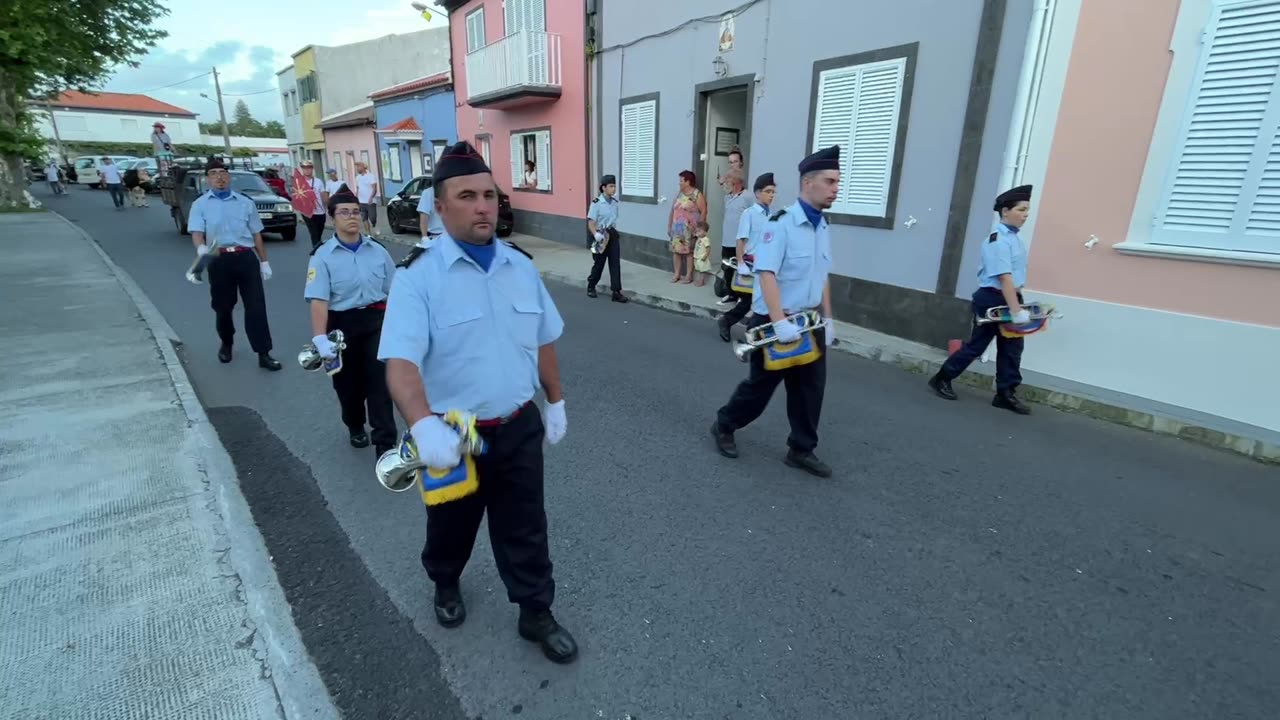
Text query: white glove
773 318 801 343
1012 308 1031 325
826 324 836 347
409 416 463 468
594 231 605 243
196 244 209 257
260 261 272 281
312 334 337 359
543 400 567 445
736 261 749 275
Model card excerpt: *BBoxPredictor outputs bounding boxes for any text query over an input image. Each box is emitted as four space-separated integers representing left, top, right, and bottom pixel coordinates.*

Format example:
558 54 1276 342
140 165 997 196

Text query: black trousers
328 307 396 447
721 247 737 291
208 250 272 352
421 405 555 610
587 227 621 292
939 287 1025 392
717 314 828 452
305 214 327 249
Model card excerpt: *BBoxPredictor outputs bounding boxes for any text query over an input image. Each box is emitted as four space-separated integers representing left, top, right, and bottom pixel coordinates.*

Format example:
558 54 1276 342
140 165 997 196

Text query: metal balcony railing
465 31 562 103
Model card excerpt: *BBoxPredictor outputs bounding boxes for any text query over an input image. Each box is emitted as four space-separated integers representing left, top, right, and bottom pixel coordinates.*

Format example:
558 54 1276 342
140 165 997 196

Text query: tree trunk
0 66 36 210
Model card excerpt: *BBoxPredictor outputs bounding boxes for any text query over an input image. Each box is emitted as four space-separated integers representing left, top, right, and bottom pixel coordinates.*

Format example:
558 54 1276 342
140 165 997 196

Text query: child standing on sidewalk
692 221 714 287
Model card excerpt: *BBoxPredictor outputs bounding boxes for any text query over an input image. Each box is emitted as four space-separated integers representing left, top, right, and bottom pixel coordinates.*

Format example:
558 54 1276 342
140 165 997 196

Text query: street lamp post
201 66 233 156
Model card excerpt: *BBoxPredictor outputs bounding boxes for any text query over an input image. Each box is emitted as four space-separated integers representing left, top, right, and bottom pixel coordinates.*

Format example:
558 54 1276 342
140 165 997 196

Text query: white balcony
464 31 563 109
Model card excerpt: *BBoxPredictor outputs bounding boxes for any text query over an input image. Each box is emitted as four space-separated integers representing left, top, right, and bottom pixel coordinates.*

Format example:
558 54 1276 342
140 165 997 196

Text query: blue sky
103 0 448 126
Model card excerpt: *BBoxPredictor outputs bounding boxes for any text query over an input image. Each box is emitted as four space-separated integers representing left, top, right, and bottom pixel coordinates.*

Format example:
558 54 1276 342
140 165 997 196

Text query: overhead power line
222 88 277 97
123 71 212 94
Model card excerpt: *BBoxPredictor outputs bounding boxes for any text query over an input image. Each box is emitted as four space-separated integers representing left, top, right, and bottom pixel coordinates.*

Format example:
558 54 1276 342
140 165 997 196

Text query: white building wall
276 65 304 162
33 109 200 146
313 28 450 114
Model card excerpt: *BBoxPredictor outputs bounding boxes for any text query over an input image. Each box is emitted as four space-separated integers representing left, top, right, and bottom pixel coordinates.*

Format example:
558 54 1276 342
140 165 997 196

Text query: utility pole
212 66 232 156
47 106 65 163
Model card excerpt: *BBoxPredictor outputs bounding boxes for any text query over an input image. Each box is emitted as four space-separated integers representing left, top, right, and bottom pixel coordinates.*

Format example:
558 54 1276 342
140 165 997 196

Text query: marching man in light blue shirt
717 171 776 341
585 173 627 302
378 141 578 664
711 146 840 479
187 157 280 371
416 182 445 241
304 184 399 455
928 184 1035 415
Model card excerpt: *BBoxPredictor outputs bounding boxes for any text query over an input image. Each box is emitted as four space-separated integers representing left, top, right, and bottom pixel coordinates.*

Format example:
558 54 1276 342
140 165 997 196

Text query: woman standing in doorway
667 170 707 283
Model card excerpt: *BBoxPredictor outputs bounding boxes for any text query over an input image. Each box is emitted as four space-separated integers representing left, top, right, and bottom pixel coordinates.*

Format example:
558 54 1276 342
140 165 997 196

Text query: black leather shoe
258 353 282 371
518 609 578 664
717 319 731 343
587 286 598 298
434 585 466 628
785 450 833 478
375 444 394 457
611 291 628 303
217 344 232 363
993 391 1032 415
349 432 370 448
710 420 738 459
928 372 958 401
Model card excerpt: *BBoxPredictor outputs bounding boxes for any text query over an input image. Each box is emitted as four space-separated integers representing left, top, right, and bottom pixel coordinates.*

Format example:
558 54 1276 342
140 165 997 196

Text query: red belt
475 401 532 428
218 246 251 254
360 301 386 311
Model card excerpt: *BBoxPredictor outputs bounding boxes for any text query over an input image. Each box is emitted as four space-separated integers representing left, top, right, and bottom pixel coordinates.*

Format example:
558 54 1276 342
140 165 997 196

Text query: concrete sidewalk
385 227 1278 464
0 212 337 719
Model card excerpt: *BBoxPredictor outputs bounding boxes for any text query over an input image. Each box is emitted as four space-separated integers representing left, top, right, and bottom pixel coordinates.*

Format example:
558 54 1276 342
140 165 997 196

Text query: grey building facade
590 0 1033 347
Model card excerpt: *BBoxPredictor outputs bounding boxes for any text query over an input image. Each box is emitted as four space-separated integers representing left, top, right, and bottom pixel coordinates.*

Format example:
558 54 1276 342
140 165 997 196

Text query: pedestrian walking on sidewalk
585 173 627 302
299 160 330 249
100 157 125 209
927 185 1035 415
379 141 579 665
44 158 65 195
354 161 380 238
187 158 282 371
718 169 752 302
710 146 840 479
305 185 399 456
717 172 775 342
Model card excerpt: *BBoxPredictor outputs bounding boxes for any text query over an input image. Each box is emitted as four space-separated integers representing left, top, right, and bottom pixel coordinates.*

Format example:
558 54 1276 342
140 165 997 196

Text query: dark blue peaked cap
798 145 840 174
432 141 490 183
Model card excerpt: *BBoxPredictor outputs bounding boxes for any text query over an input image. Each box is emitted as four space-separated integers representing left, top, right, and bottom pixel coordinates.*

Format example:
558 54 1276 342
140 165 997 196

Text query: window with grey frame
806 43 917 228
619 93 659 203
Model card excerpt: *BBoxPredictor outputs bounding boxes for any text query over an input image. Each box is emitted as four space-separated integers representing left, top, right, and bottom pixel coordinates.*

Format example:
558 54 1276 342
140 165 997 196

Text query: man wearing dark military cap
379 141 578 664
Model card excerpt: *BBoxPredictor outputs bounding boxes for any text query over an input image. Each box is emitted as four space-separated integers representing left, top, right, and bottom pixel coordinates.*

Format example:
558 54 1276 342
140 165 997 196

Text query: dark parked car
161 169 297 241
386 175 513 237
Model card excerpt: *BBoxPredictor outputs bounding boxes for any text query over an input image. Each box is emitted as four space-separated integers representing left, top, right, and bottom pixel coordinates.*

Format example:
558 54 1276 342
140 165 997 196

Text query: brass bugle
298 330 347 371
731 310 826 362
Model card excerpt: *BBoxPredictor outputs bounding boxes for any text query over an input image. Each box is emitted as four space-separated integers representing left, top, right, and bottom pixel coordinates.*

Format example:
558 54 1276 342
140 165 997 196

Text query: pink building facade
1016 0 1279 436
318 103 379 192
441 0 590 241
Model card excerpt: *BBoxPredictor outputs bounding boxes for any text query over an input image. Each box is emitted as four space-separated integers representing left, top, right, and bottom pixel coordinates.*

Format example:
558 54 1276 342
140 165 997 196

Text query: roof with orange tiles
378 117 423 134
367 71 451 102
35 90 197 118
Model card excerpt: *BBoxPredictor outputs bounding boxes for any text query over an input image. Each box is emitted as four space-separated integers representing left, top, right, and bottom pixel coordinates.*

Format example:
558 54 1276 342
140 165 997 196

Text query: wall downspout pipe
998 0 1054 192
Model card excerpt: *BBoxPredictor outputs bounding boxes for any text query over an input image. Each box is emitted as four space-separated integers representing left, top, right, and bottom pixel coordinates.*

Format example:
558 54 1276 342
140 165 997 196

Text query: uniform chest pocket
779 248 813 281
503 291 544 350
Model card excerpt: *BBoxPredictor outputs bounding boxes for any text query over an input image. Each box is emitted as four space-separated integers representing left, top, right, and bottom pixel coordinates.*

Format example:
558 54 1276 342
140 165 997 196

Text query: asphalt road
46 185 1280 719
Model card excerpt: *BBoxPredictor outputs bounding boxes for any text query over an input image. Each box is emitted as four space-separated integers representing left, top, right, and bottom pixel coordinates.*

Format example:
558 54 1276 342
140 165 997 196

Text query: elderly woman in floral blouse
666 170 707 283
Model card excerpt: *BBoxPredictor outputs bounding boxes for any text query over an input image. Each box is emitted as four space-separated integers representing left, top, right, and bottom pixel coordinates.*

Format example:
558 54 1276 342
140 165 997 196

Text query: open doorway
692 76 753 244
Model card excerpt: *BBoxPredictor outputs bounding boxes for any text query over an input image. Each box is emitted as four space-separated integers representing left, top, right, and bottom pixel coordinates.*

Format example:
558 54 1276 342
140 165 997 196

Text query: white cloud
103 0 449 126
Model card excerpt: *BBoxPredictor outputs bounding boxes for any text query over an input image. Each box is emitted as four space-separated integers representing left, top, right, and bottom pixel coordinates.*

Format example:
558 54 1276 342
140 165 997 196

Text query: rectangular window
466 7 486 52
510 128 551 191
808 44 916 226
386 144 401 182
120 118 139 133
360 150 371 169
433 140 447 162
59 114 88 132
282 93 290 117
1153 0 1280 254
477 134 492 166
331 151 342 178
504 0 546 35
619 93 659 202
298 74 319 104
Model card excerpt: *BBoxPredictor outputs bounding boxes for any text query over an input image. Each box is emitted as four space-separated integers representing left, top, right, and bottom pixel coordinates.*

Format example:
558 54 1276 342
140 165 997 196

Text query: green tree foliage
200 103 285 139
0 0 169 207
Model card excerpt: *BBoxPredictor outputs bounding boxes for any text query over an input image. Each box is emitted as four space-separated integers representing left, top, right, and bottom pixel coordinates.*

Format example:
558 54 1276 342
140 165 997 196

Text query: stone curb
386 232 1277 465
51 212 343 720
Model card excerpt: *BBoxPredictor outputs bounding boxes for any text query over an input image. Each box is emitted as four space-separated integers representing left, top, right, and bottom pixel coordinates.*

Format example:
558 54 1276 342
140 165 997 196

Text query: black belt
332 301 386 312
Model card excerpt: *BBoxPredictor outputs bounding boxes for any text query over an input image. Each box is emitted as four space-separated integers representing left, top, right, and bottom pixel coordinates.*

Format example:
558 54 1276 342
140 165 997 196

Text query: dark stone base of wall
536 227 972 350
512 209 585 246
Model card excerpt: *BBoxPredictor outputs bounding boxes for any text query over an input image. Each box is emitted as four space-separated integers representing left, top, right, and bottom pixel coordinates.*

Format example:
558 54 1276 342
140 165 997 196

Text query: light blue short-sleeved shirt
587 194 619 229
735 202 770 256
977 223 1028 290
187 191 263 248
416 185 445 236
304 236 396 311
722 190 753 248
750 200 832 316
378 233 565 419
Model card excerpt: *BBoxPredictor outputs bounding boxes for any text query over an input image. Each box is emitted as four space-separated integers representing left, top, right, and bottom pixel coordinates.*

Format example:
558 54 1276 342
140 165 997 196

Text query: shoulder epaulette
768 209 787 221
365 235 386 249
988 232 999 243
397 246 427 268
309 242 322 257
504 241 533 260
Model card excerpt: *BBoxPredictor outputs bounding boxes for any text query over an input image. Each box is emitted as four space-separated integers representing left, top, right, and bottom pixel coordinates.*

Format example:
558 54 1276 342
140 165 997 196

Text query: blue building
369 72 457 198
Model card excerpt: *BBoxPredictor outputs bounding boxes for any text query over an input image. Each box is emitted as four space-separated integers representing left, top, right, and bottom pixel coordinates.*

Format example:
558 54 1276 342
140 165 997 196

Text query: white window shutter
1156 0 1280 253
510 134 524 189
535 130 551 189
504 0 518 34
813 57 905 218
530 0 546 31
621 100 656 198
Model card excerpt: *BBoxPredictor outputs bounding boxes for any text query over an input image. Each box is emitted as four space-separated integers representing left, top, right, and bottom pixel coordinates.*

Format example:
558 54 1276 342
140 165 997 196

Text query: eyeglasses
207 170 229 176
333 208 362 218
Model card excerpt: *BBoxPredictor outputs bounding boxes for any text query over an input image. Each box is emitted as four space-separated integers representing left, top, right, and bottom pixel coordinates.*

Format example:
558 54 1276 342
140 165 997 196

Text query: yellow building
290 45 326 164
